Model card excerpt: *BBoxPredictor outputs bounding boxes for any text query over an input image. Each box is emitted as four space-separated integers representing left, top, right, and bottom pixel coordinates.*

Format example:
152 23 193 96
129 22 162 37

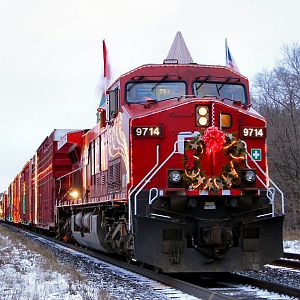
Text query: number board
240 127 266 139
133 126 164 138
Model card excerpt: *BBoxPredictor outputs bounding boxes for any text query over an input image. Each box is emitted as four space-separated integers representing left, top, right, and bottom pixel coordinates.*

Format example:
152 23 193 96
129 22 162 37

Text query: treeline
252 43 300 232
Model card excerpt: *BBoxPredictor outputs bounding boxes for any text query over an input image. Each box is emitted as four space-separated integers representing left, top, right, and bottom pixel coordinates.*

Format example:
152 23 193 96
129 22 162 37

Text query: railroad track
1 223 299 299
220 253 300 299
221 272 300 299
0 223 232 300
271 252 300 270
173 270 300 299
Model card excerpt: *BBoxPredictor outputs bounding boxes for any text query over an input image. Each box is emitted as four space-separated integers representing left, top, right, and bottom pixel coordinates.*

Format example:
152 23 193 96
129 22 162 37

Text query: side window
95 136 101 174
89 141 96 185
92 140 95 176
88 143 92 183
109 88 119 119
101 137 107 171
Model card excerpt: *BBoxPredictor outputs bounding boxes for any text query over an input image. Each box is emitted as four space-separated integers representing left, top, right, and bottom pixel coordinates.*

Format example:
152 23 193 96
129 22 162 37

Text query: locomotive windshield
193 82 246 104
126 82 186 103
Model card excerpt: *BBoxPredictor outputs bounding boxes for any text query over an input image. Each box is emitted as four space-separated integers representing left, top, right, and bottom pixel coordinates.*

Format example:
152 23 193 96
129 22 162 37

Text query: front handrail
128 131 199 232
133 141 181 217
245 149 285 216
128 145 160 232
149 188 159 205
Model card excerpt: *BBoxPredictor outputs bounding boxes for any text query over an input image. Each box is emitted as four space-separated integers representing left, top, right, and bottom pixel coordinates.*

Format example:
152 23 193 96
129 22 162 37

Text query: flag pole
225 38 228 66
102 39 110 121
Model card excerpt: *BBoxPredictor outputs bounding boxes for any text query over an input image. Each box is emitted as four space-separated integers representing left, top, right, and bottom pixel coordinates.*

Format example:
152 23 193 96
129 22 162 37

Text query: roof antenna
164 31 194 64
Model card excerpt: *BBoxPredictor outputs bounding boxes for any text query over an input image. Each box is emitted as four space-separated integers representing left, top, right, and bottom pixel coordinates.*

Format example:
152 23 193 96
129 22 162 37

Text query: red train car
6 183 13 222
0 192 8 221
56 33 284 272
19 161 32 225
32 129 85 231
11 174 21 223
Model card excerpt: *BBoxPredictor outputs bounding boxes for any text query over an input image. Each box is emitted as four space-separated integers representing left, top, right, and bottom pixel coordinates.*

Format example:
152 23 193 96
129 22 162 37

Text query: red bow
202 126 226 154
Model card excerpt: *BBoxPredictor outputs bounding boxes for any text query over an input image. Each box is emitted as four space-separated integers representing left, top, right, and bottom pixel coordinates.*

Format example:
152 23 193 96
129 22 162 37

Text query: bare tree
252 43 300 231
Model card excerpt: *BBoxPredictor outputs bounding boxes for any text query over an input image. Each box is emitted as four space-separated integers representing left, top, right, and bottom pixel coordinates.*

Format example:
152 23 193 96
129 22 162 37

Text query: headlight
169 171 182 184
199 117 208 126
196 106 209 127
245 170 256 183
69 190 80 199
197 106 208 116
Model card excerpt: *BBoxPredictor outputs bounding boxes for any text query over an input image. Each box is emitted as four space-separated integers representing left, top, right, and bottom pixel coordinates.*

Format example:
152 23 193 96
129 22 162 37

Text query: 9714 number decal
241 127 266 139
133 126 164 137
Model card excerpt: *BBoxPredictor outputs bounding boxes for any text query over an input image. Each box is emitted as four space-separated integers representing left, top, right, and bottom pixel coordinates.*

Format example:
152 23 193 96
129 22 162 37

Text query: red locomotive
1 33 284 272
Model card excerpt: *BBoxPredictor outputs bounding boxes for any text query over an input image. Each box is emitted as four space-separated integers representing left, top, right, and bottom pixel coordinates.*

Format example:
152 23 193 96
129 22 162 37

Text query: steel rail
226 272 300 298
271 252 300 270
284 252 300 260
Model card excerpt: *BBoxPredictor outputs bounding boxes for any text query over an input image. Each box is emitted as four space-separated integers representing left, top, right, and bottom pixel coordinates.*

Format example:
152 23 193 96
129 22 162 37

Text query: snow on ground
283 240 300 254
0 224 173 300
0 223 299 300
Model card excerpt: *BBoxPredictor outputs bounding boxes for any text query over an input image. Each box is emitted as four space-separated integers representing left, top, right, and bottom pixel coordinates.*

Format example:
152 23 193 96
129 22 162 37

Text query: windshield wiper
195 76 211 93
151 75 169 91
216 77 232 95
126 76 145 92
195 82 205 93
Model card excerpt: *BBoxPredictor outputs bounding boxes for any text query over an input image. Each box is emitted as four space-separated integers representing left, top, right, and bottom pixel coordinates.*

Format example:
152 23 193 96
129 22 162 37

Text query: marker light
245 170 256 183
169 171 182 184
221 114 232 128
196 106 209 127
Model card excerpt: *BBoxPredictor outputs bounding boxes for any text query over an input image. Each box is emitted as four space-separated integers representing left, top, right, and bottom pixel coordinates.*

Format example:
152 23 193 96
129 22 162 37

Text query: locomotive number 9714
133 126 164 137
241 127 266 138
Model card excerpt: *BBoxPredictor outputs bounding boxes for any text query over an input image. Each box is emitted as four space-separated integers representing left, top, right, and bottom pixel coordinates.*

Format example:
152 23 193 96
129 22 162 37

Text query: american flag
225 38 240 73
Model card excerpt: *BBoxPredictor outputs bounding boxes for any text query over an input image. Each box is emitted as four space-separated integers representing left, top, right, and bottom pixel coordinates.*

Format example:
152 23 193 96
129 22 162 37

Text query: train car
56 33 284 272
31 129 85 231
19 161 32 225
0 193 3 220
0 192 8 221
11 174 21 223
6 183 13 222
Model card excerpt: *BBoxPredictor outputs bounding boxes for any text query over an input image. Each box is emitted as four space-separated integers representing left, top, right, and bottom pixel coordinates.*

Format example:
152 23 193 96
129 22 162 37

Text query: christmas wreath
183 126 246 192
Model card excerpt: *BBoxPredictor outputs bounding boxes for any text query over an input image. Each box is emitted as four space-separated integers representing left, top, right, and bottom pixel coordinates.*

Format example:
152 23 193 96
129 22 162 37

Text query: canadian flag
102 39 111 81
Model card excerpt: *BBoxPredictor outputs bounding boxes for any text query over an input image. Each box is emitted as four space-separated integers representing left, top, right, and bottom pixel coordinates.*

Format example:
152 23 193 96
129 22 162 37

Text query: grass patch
0 224 86 281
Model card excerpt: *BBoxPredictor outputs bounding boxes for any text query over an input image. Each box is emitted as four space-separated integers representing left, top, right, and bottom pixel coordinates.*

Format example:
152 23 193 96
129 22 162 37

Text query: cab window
126 82 186 103
109 88 119 118
193 82 246 104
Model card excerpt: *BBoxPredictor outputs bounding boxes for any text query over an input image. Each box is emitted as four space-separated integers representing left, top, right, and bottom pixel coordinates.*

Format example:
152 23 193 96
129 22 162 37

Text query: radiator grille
108 159 121 194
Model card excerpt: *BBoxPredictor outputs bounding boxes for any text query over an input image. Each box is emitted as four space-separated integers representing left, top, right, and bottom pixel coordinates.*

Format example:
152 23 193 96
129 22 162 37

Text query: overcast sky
0 0 299 192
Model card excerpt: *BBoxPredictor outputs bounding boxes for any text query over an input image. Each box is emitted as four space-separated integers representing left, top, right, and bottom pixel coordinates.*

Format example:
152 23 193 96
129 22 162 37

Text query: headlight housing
169 170 182 184
244 170 256 183
196 106 209 127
